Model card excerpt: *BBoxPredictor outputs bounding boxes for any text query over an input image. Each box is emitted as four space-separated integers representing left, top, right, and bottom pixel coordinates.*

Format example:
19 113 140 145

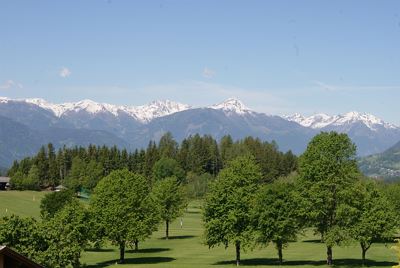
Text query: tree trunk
166 220 169 240
235 241 241 266
362 248 366 266
277 241 283 265
134 239 139 251
326 246 333 266
119 241 125 264
361 242 370 266
72 252 80 268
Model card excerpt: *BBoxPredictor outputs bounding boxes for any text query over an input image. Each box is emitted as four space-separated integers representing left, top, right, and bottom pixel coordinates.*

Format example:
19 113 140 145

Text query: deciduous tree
203 155 261 266
153 177 187 239
251 180 301 264
297 132 361 265
91 169 159 263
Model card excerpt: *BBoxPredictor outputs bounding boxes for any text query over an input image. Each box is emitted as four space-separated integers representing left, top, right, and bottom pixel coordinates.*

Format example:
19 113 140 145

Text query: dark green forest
7 133 297 192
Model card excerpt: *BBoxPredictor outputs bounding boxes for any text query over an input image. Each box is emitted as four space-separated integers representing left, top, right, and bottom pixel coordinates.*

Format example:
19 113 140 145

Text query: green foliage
91 169 160 263
66 157 104 191
352 180 397 263
9 171 26 190
152 157 185 183
380 182 400 220
203 155 262 265
158 132 178 158
251 180 302 264
186 172 213 199
9 165 40 190
40 189 75 219
297 131 361 265
8 135 296 193
153 177 187 239
0 215 46 263
41 199 90 268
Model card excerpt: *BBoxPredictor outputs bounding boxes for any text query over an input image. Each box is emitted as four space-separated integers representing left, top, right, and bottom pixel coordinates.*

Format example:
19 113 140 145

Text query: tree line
7 133 297 192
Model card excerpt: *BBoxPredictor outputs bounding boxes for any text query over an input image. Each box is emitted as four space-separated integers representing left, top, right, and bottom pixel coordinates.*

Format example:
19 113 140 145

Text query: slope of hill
358 141 400 180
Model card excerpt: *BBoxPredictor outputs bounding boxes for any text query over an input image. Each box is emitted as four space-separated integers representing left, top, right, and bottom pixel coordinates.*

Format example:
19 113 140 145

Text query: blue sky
1 1 400 124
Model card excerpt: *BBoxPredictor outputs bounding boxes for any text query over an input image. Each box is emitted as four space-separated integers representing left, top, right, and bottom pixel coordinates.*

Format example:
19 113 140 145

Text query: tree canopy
297 131 361 265
90 169 160 263
251 180 301 264
203 155 262 266
153 176 187 239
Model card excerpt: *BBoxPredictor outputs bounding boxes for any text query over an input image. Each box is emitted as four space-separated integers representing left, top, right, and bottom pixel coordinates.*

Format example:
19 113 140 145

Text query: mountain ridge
1 96 400 167
2 96 397 131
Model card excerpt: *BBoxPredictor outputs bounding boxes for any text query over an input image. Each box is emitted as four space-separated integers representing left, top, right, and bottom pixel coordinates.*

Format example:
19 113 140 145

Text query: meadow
0 191 397 268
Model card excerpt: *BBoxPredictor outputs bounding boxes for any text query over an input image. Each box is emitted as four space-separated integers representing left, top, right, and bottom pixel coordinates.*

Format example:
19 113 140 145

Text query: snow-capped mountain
285 111 399 131
1 96 400 167
128 100 191 123
5 97 190 123
209 98 254 116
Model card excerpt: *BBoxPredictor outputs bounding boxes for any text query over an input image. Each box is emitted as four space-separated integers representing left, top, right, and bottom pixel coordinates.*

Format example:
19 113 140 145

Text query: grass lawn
0 191 398 267
0 190 47 218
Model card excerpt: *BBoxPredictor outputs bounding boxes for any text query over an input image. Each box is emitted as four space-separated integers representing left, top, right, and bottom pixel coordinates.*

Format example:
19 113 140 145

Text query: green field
0 191 397 267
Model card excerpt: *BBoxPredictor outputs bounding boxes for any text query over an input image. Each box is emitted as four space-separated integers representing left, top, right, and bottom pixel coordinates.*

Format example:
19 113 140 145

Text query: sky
1 0 400 124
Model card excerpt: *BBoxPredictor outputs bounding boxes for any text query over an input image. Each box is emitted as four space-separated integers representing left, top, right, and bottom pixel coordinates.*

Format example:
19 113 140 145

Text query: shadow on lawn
214 258 396 267
159 235 196 240
85 248 115 253
186 210 201 214
87 257 175 267
126 247 170 253
302 239 322 243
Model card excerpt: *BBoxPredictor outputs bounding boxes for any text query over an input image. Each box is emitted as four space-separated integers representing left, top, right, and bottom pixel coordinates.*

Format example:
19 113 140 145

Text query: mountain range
0 96 399 169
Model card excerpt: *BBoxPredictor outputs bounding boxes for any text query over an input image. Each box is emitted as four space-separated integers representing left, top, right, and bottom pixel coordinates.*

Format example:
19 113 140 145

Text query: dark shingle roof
0 246 43 268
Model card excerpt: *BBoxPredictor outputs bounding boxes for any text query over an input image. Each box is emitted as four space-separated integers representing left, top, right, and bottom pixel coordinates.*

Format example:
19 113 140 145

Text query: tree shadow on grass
159 235 196 240
87 257 175 267
126 247 170 253
85 248 115 253
186 210 201 214
214 258 396 267
302 239 322 243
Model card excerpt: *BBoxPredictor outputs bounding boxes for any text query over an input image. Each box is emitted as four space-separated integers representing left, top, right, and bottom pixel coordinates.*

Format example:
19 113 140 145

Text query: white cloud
59 67 71 78
313 80 400 92
202 67 215 79
0 80 23 89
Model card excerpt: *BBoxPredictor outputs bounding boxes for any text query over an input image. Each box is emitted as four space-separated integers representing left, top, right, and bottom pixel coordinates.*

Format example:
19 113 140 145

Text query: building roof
0 246 43 268
0 177 10 183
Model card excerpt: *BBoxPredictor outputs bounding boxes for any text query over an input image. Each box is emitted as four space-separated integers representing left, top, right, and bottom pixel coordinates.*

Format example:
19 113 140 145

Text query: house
0 177 10 191
0 246 43 268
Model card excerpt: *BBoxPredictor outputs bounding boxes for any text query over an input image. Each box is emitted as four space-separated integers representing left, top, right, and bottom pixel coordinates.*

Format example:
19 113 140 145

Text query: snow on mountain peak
129 100 191 123
285 111 398 131
0 97 10 103
8 97 190 123
210 98 252 115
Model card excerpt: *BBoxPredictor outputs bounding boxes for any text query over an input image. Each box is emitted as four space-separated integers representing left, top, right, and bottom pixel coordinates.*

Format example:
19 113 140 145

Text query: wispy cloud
139 80 292 115
202 67 216 79
313 80 400 92
0 80 23 89
59 67 71 78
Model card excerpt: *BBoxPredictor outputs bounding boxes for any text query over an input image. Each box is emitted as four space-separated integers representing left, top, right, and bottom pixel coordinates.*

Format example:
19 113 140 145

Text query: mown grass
0 191 397 267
